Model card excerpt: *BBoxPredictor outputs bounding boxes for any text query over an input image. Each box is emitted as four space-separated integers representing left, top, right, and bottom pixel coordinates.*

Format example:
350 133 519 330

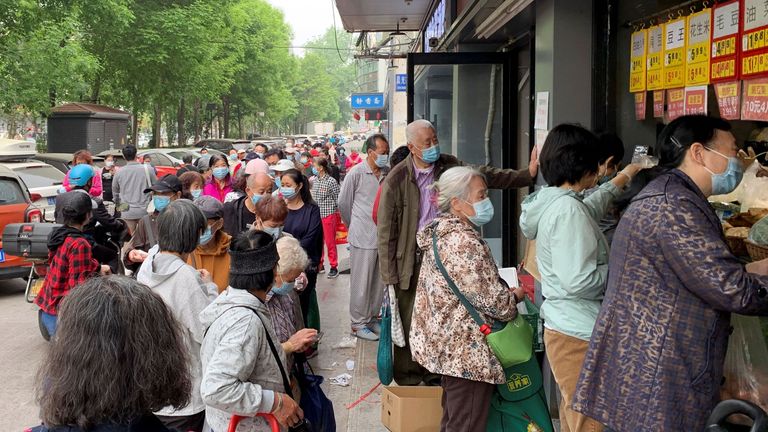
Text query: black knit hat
228 238 278 275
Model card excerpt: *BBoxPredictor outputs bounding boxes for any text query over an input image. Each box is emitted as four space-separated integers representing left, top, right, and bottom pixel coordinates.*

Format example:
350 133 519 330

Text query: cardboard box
381 386 443 432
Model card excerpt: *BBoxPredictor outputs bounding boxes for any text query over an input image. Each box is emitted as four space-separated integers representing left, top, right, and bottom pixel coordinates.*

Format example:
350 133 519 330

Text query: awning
334 0 432 32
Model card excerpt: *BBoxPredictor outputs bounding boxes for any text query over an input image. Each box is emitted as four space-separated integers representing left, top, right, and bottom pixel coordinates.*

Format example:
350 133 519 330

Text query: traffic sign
351 93 385 109
396 74 407 92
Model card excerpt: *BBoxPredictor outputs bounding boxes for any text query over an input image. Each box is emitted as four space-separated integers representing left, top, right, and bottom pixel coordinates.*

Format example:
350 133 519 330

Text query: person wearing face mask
518 124 642 432
583 132 626 247
410 167 527 432
189 196 232 293
62 150 103 197
222 166 273 237
179 171 205 201
378 119 539 386
338 134 390 341
123 175 183 274
573 115 768 432
100 155 118 204
203 154 233 203
311 158 341 278
280 169 323 330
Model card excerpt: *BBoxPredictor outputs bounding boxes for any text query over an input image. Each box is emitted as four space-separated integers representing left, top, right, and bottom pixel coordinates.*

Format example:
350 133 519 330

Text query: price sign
684 86 708 114
714 81 742 119
664 18 687 88
741 77 768 120
741 0 768 78
653 90 666 117
635 92 647 120
667 88 686 120
647 25 664 90
711 1 741 82
686 9 712 85
630 30 647 92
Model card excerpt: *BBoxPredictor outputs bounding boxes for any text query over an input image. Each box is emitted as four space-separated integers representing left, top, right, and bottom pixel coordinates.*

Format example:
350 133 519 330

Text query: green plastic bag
377 305 394 385
486 356 554 432
749 215 768 246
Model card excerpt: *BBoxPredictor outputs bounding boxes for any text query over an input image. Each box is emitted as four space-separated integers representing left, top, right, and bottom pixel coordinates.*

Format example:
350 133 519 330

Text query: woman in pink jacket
62 150 102 197
344 149 363 170
202 154 233 202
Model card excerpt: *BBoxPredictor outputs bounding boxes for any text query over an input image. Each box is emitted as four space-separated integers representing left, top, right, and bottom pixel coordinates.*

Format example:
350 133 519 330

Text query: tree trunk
132 111 139 146
6 111 16 138
193 98 201 142
177 97 185 147
237 105 243 138
221 96 230 138
152 103 162 148
90 74 102 103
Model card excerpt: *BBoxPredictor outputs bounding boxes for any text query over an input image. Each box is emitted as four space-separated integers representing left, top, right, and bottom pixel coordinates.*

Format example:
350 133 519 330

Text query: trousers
440 375 494 432
348 246 385 329
319 213 338 269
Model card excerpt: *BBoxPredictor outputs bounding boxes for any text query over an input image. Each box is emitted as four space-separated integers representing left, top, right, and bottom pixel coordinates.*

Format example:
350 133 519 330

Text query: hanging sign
711 1 741 82
715 81 742 119
686 9 712 86
653 90 666 117
667 88 686 120
647 25 664 90
664 18 687 88
741 77 768 120
630 30 648 92
634 92 647 120
741 0 768 78
684 86 708 114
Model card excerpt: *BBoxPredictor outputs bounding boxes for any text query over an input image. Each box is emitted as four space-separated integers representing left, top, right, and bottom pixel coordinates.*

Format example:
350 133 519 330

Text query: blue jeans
40 311 57 338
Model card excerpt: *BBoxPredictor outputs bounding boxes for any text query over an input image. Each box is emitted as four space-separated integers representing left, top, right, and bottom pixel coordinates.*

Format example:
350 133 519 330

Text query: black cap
193 195 223 219
229 239 278 275
143 175 182 194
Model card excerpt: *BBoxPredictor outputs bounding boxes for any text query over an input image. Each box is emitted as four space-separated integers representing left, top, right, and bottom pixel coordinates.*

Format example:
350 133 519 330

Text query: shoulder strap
431 230 486 327
142 214 158 247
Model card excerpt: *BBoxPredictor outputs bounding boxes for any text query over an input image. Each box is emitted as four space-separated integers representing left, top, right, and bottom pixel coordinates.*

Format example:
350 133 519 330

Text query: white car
3 161 65 222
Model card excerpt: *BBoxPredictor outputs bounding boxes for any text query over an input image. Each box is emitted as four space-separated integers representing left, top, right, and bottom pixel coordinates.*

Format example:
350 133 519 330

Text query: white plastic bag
710 161 768 211
721 314 768 412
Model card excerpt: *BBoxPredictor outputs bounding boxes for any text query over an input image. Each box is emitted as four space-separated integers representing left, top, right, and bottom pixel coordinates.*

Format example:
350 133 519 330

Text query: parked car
139 148 201 167
193 138 252 152
0 164 44 279
97 149 176 178
3 161 65 222
33 153 106 174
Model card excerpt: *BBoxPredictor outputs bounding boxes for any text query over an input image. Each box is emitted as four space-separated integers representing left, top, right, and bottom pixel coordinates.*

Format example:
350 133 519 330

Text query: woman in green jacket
519 124 641 432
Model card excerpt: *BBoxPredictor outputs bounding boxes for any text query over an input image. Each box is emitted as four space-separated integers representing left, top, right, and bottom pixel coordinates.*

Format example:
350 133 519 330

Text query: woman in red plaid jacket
35 191 111 338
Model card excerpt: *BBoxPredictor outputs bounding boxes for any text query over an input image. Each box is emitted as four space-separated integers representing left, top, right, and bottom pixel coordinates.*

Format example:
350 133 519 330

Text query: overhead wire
330 0 345 62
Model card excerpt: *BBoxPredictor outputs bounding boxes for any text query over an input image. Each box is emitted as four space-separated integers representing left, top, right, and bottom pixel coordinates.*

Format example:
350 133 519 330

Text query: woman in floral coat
410 166 524 432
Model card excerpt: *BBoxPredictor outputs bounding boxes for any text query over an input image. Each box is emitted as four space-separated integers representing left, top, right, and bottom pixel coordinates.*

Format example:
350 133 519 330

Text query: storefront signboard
667 88 686 120
630 29 647 92
653 90 666 118
741 77 768 120
647 25 664 90
634 92 647 120
686 9 712 86
663 18 687 88
741 0 768 78
714 81 742 119
711 1 741 82
684 85 708 114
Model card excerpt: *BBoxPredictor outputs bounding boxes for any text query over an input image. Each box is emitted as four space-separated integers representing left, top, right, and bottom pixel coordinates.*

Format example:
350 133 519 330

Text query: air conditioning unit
475 0 533 39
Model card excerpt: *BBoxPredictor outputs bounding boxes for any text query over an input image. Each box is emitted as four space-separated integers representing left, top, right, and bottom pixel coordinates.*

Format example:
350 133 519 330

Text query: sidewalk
309 244 387 432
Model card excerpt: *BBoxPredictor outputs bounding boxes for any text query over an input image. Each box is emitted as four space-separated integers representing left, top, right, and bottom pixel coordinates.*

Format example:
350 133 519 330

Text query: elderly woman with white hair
410 166 525 432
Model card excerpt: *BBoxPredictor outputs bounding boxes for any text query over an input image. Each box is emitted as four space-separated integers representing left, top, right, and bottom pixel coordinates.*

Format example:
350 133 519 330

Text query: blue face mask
199 226 213 245
272 281 295 296
229 154 238 161
465 197 494 226
275 177 282 188
420 144 440 164
311 166 319 176
191 189 202 200
598 172 616 185
375 153 390 168
153 196 171 212
251 193 263 205
256 152 265 159
262 225 283 239
704 149 745 196
300 157 308 164
280 187 296 199
212 167 229 180
287 154 294 161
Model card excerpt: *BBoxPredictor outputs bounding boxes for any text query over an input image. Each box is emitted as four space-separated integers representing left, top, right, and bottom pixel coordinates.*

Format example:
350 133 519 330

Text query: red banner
741 77 768 120
684 86 708 115
635 92 647 120
715 81 742 119
711 0 741 82
666 88 685 120
653 90 665 117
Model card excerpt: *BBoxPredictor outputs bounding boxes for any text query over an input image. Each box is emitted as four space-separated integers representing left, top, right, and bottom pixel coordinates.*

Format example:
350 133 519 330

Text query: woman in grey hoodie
136 200 218 432
199 230 308 432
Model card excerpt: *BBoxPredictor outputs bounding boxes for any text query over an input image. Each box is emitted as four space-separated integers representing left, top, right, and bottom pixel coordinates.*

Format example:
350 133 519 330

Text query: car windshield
0 178 27 204
14 165 65 189
168 151 189 160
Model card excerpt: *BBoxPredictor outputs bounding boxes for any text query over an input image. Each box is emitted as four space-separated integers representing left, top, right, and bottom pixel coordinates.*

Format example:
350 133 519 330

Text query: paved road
0 278 47 430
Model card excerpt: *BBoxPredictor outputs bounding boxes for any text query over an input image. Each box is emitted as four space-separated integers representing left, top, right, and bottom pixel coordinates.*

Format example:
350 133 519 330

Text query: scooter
706 399 768 432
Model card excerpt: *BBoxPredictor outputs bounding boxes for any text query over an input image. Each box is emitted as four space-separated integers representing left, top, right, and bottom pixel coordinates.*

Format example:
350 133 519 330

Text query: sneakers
327 267 339 278
352 326 379 341
368 322 381 335
318 267 325 274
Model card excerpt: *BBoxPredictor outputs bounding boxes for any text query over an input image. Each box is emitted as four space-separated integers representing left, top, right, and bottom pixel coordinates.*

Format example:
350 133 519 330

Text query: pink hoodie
203 178 232 202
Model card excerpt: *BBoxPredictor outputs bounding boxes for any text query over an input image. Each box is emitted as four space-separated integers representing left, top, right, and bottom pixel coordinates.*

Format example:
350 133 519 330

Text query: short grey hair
275 235 308 275
432 166 485 213
247 172 272 189
406 119 435 144
158 200 207 254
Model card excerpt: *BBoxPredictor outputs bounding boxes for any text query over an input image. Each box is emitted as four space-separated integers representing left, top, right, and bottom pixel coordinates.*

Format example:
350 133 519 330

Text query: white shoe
368 322 381 335
352 327 379 341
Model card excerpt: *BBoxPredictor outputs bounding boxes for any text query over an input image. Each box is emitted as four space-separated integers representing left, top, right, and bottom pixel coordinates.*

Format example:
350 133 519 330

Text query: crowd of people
27 115 768 432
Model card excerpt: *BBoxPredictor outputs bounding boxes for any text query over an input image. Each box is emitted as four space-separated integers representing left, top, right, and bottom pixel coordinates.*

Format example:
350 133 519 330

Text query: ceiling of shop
335 0 433 32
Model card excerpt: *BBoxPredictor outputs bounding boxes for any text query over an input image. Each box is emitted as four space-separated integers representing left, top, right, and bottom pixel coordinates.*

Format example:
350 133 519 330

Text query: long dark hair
37 276 191 429
281 169 314 205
